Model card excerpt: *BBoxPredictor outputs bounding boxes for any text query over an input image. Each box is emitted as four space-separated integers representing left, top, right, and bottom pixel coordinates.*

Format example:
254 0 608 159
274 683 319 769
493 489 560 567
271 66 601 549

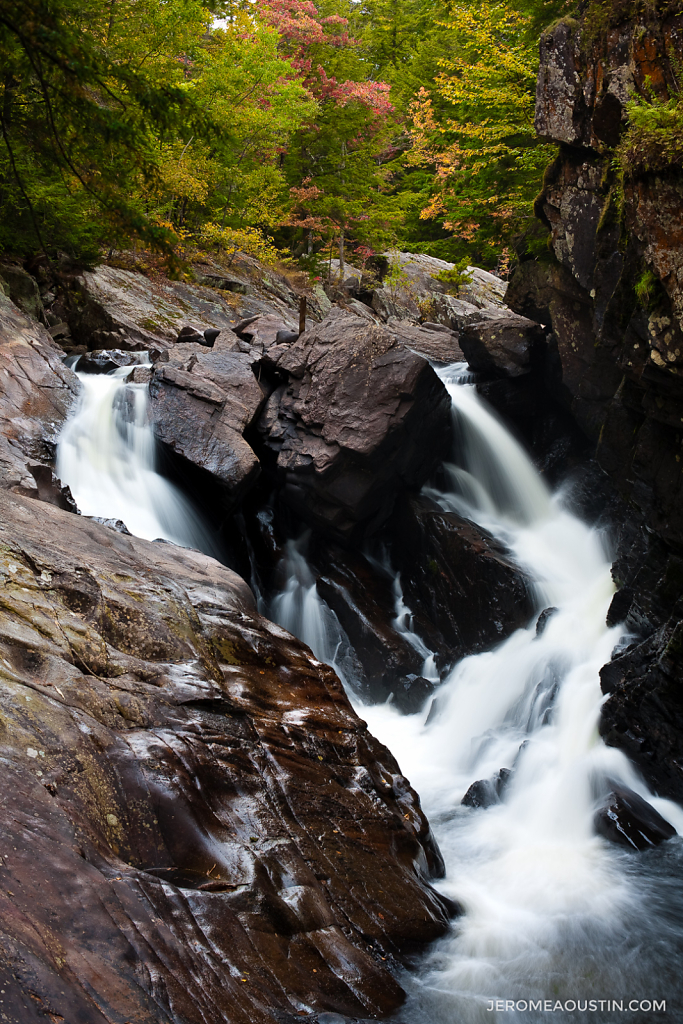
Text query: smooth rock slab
0 490 452 1024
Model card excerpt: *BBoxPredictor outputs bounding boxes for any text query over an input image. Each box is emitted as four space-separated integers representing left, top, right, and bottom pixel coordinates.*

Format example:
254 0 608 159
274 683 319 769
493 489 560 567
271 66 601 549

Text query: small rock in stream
594 785 677 851
462 768 513 809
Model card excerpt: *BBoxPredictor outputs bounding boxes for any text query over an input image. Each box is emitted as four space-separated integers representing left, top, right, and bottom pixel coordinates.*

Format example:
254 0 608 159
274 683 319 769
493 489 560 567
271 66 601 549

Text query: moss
212 636 242 666
635 268 659 308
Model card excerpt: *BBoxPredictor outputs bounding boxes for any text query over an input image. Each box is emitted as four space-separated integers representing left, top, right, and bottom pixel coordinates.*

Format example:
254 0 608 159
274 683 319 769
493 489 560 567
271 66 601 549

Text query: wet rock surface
389 494 533 665
256 309 453 542
0 488 453 1024
312 542 433 713
594 785 677 851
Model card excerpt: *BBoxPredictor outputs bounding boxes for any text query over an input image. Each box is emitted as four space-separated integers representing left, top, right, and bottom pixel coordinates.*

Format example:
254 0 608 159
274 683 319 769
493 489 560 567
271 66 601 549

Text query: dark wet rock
0 289 79 498
594 785 676 851
388 319 464 364
275 329 300 345
27 464 79 514
0 488 453 1023
312 542 430 712
256 309 453 542
536 607 558 637
77 348 147 374
459 311 547 378
149 350 266 508
600 620 683 805
462 768 512 809
204 326 221 346
389 494 533 664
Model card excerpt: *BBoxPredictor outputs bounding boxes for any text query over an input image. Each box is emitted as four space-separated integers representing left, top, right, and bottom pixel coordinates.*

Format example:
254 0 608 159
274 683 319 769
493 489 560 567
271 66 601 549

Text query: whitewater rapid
272 365 683 1022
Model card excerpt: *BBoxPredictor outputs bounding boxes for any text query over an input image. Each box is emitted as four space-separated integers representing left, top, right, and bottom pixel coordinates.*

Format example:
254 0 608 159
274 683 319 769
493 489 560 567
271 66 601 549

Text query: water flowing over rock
256 308 453 541
0 488 452 1024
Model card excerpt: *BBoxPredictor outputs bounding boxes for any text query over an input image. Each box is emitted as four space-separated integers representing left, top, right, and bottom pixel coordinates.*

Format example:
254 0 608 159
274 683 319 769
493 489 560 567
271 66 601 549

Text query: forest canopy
0 0 574 271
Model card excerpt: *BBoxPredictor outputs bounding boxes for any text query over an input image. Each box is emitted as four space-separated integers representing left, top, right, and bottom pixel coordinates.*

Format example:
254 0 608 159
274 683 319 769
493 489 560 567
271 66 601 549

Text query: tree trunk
338 228 345 280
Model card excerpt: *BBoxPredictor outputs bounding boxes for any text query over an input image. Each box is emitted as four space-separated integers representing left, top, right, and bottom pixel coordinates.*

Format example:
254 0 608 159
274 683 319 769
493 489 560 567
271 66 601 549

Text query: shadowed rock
389 494 533 664
0 289 79 497
460 311 546 378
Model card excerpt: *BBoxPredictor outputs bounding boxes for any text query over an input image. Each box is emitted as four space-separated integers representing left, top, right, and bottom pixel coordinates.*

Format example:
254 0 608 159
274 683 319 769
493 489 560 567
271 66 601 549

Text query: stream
56 357 683 1023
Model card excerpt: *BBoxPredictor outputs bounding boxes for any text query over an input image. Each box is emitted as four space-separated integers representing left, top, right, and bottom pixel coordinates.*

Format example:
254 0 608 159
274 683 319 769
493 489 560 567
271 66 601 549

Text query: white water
271 364 683 1022
56 362 214 551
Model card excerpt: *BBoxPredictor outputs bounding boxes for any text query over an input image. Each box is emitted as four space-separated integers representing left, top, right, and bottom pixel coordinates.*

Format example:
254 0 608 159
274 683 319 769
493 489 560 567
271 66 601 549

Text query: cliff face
508 2 683 802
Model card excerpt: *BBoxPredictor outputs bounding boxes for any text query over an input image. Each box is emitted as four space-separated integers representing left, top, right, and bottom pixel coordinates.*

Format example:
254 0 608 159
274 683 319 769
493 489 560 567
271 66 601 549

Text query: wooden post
298 296 307 336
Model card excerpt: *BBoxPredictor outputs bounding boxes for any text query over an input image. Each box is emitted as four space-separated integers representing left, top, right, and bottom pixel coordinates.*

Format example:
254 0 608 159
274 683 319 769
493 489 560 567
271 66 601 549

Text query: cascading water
358 366 683 1022
271 363 683 1022
56 359 215 552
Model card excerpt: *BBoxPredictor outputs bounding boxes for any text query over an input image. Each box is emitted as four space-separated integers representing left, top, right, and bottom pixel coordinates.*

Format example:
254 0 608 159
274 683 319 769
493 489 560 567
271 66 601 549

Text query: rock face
256 309 453 541
149 349 266 508
389 495 533 664
0 289 78 499
520 5 683 796
0 489 452 1024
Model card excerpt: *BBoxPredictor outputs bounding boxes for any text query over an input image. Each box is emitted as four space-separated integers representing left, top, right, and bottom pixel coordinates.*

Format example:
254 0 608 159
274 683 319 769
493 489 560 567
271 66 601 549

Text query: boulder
0 262 44 321
149 350 266 507
459 311 547 378
371 288 420 323
256 309 453 541
0 488 453 1023
389 494 533 663
0 289 79 496
462 768 513 809
76 348 148 374
429 294 495 331
387 319 464 364
594 785 677 851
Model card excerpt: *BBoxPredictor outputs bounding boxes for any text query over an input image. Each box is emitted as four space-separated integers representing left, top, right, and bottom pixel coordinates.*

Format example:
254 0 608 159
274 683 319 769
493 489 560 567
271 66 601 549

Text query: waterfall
56 360 214 552
358 368 683 1021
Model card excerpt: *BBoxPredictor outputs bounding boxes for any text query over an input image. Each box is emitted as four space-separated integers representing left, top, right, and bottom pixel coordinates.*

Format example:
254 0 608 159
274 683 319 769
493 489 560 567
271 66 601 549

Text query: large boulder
0 488 452 1023
459 310 547 378
0 289 78 498
389 494 534 662
255 309 453 541
149 349 266 507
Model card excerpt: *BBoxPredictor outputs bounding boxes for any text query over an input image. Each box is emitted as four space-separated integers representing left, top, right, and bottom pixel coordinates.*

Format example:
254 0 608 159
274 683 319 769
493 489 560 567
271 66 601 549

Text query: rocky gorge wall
507 0 683 803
